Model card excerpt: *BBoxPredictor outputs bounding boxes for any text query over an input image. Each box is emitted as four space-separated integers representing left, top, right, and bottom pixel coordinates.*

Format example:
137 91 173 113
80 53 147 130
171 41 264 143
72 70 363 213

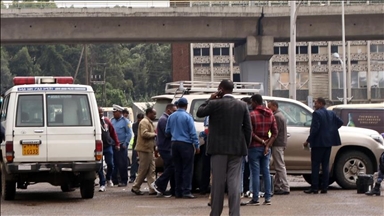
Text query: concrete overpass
1 5 383 44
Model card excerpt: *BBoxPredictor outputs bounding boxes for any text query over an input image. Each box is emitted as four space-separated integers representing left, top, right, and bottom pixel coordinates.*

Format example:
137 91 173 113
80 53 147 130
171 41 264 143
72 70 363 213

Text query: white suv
152 81 384 189
0 77 103 200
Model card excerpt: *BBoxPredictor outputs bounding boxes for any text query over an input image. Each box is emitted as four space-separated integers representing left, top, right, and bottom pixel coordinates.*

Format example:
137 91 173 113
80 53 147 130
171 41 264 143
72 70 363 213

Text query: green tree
36 45 72 76
9 46 40 76
1 47 14 92
9 0 57 9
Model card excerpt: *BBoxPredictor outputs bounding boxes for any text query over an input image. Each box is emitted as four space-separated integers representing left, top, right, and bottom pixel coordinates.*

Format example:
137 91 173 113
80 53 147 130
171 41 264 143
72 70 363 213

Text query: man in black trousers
303 97 343 194
197 80 252 216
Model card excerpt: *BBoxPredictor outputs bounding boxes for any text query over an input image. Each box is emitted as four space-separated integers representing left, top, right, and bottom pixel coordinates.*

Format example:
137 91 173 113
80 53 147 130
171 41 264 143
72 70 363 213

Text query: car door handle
34 130 44 133
287 133 291 138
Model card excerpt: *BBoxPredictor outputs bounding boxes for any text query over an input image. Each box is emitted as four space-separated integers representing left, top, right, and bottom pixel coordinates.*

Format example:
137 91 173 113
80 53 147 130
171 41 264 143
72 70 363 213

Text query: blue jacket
165 109 199 149
307 107 343 148
111 116 132 148
156 113 172 151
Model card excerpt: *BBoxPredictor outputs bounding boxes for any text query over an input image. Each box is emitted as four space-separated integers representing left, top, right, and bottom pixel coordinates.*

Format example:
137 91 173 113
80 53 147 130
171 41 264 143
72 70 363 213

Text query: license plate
22 144 39 156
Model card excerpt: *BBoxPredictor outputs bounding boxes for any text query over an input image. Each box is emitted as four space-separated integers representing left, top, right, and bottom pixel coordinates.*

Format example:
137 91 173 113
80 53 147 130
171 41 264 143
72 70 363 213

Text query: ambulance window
46 94 92 126
1 95 10 122
16 95 44 127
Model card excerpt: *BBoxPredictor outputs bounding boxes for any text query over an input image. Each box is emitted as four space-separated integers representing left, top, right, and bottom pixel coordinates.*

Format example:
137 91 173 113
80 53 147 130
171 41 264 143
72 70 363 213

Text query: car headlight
370 134 384 145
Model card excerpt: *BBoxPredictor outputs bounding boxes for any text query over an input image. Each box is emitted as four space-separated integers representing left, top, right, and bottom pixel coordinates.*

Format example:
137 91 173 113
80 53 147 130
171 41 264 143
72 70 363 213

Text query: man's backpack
101 118 113 148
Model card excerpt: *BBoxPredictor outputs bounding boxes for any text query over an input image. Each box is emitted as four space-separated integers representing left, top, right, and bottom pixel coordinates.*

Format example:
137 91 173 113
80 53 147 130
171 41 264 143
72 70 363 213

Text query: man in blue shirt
165 98 199 199
111 104 133 187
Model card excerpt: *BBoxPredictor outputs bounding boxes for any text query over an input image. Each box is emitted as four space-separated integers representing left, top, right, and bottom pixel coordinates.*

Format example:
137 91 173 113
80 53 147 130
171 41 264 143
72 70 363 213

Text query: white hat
112 104 124 112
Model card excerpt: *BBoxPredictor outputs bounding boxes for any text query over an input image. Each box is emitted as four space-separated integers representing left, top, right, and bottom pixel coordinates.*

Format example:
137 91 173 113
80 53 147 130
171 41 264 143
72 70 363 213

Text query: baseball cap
177 98 188 106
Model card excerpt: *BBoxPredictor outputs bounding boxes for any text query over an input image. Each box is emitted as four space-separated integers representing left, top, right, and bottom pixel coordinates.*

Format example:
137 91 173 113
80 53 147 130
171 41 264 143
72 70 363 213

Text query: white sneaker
99 186 106 192
107 180 114 187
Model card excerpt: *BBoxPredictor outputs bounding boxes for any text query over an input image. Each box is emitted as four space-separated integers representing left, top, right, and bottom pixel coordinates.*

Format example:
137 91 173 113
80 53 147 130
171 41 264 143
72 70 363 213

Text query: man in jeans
152 104 177 197
242 94 278 206
98 107 120 192
129 113 144 183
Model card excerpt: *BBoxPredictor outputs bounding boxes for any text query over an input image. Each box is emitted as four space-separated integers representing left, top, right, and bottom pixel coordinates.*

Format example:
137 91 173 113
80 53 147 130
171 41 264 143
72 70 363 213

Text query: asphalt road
1 176 383 216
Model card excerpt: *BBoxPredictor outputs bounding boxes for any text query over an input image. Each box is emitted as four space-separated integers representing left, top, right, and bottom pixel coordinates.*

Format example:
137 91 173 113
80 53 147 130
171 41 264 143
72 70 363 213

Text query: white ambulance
0 76 102 200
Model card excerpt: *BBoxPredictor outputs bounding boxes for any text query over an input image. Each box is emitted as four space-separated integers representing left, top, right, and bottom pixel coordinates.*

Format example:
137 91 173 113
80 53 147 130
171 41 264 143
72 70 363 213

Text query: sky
3 1 171 8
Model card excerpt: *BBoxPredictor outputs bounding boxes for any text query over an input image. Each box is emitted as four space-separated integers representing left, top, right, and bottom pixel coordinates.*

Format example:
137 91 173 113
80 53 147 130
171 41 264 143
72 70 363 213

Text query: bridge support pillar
234 36 274 96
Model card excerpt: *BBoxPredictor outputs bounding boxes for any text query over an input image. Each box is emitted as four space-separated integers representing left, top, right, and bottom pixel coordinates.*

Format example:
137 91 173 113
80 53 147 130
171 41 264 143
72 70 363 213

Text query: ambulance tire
1 168 16 200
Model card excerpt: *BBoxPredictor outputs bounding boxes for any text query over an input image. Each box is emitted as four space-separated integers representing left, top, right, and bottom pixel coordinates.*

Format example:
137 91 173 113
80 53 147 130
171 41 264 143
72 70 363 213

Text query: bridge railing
1 1 382 9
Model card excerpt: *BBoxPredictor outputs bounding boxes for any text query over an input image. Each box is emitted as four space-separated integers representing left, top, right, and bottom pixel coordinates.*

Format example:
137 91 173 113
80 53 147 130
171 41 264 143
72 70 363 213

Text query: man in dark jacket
152 103 177 197
303 97 343 194
196 80 252 216
129 113 144 183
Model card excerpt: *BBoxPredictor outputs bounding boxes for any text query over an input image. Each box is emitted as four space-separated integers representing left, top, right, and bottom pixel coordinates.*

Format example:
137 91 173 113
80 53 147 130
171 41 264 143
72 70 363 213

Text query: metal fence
2 1 383 9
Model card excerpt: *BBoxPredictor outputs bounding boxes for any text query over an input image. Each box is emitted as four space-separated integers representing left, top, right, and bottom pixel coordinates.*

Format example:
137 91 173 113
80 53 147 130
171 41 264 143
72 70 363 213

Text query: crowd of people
96 80 383 216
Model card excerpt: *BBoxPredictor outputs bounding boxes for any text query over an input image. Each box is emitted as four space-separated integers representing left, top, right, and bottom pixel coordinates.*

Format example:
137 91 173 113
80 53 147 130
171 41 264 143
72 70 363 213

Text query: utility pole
84 44 89 85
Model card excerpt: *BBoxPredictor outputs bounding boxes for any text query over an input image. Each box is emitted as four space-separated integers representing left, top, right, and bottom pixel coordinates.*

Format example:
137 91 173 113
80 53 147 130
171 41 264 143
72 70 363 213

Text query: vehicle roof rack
165 81 263 95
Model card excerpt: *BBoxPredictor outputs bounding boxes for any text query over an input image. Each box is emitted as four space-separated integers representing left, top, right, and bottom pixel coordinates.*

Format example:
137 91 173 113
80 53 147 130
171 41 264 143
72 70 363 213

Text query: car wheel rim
343 158 366 184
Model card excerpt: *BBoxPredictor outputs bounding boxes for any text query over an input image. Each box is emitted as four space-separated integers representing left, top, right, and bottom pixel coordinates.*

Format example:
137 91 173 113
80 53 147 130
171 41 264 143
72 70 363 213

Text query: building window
370 44 384 53
280 47 288 55
273 62 289 66
351 71 367 88
351 60 358 65
311 46 319 54
332 71 345 89
331 45 338 54
221 48 230 56
213 63 221 67
296 46 308 54
213 48 221 56
274 47 280 54
331 61 340 65
201 48 210 56
193 48 201 56
202 63 210 67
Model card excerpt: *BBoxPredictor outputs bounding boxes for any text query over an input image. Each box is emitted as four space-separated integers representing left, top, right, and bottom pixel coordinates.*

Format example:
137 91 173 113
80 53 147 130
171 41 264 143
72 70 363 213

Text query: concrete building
170 1 384 104
172 41 384 103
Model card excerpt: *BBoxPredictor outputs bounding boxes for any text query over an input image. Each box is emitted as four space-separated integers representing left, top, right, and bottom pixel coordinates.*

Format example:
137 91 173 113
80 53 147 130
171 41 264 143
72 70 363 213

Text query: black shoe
207 202 211 206
182 194 195 199
304 189 319 194
118 183 127 187
320 190 328 194
131 189 144 195
274 190 290 195
129 179 134 183
148 191 157 195
241 199 260 206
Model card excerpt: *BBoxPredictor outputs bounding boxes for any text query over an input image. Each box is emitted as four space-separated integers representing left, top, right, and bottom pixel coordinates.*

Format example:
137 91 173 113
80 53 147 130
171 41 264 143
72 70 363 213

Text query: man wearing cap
196 80 252 216
111 104 133 187
165 98 200 199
